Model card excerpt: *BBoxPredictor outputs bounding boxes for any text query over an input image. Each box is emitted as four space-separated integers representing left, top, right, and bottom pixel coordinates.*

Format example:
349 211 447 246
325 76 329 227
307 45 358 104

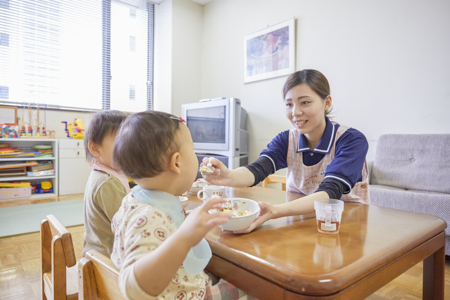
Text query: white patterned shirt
111 193 210 300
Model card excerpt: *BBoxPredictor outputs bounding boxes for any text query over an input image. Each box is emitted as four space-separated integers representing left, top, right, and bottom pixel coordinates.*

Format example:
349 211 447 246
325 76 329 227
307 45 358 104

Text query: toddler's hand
178 196 232 247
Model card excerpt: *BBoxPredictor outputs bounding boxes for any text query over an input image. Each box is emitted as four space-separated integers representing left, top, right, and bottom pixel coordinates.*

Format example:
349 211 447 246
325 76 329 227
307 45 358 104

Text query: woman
201 69 369 233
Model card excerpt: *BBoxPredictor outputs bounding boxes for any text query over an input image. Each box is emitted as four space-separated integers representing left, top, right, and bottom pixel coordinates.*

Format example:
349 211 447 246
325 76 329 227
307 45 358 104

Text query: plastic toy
61 121 73 138
35 181 53 194
2 123 19 138
72 119 84 139
61 118 84 139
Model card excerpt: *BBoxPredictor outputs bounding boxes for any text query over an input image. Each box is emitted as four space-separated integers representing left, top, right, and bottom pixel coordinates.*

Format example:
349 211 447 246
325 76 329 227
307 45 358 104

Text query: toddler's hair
84 110 128 162
114 111 183 179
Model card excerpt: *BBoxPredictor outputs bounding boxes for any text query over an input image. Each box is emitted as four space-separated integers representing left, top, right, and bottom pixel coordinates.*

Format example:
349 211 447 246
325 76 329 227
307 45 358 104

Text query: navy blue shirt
260 117 368 193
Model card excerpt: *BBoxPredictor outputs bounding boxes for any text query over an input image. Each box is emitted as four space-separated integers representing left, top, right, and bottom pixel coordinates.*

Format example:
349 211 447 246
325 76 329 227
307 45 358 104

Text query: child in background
81 110 129 258
111 111 256 300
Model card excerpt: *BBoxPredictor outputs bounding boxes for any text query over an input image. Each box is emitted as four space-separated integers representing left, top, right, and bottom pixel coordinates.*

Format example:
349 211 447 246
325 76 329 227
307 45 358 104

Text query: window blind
0 0 154 112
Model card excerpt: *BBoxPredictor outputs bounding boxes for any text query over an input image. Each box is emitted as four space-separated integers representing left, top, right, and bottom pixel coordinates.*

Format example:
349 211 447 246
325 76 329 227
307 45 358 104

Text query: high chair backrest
262 175 286 191
41 214 78 300
78 249 125 300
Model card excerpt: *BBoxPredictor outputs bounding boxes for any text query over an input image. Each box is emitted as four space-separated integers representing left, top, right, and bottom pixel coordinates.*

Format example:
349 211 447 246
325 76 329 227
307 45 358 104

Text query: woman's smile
293 120 307 128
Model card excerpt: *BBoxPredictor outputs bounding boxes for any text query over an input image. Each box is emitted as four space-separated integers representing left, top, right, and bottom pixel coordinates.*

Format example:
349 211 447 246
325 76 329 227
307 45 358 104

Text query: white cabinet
0 138 58 199
58 139 91 195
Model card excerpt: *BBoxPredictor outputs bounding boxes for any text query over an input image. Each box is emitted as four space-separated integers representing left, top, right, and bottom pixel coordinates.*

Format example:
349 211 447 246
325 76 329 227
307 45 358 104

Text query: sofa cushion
370 184 450 236
371 134 450 194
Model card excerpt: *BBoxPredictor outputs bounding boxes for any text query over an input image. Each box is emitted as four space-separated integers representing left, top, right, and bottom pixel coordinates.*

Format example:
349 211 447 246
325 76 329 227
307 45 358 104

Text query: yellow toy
72 119 84 139
61 118 84 139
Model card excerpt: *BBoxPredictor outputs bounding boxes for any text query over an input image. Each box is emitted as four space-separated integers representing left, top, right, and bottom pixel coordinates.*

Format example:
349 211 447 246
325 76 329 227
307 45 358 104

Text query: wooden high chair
41 214 78 300
78 249 125 300
261 175 286 191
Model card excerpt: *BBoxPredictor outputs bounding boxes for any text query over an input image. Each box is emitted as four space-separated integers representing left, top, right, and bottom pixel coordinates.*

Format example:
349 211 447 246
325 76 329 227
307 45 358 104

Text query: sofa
367 134 450 256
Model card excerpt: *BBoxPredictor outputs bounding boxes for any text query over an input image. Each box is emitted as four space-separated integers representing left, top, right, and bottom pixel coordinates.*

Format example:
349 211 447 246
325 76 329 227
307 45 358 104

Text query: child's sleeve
114 207 175 300
96 178 127 222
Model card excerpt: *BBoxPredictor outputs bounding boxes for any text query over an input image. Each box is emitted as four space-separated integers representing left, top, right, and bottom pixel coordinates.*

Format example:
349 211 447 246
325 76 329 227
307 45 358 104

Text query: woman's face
284 83 331 140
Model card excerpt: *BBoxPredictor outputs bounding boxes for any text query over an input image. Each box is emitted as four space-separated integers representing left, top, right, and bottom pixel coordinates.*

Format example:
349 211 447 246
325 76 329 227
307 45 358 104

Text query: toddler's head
84 110 128 168
114 111 198 195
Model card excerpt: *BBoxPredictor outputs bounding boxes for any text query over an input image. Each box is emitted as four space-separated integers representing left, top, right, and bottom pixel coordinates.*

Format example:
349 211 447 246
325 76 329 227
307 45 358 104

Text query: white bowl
216 198 260 231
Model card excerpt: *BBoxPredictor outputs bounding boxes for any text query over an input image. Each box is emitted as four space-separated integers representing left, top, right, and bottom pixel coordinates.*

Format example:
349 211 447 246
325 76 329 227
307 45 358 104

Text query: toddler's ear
88 141 101 158
169 152 182 174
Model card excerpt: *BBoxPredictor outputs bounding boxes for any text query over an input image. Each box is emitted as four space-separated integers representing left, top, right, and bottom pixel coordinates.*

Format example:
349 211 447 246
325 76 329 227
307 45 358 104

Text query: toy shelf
0 138 58 200
0 175 56 181
30 192 57 198
0 157 56 162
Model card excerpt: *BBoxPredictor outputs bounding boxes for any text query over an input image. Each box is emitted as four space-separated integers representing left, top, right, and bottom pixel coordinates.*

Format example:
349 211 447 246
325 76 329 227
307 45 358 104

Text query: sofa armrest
367 160 373 184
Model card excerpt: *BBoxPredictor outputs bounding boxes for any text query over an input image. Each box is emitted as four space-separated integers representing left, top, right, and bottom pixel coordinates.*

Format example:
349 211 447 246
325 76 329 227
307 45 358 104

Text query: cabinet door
59 139 84 149
59 157 91 195
58 139 91 195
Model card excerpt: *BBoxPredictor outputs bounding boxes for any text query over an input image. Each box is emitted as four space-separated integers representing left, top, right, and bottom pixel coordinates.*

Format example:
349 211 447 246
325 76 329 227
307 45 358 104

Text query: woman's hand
200 157 233 186
178 196 232 247
232 201 275 234
200 157 256 187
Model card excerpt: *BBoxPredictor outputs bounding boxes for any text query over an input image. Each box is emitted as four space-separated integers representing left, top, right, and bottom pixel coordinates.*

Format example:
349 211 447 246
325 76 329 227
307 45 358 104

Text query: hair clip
169 115 186 124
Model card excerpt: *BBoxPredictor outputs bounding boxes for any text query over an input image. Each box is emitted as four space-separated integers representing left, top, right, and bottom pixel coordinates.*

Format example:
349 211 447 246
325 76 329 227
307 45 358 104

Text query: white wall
172 0 203 117
154 0 203 116
195 0 450 169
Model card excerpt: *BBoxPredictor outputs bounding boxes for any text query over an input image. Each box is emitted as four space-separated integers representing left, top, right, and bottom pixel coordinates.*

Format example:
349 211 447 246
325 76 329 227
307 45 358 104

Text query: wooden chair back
78 249 125 300
41 214 78 300
261 175 286 191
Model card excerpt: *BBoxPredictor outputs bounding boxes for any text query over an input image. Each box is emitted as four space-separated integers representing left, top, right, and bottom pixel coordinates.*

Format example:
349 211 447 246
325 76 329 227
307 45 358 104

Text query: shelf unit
0 138 58 200
59 139 91 195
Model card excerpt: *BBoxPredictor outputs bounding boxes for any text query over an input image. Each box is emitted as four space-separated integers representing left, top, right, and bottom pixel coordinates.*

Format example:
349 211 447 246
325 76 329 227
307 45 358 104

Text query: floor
0 195 448 300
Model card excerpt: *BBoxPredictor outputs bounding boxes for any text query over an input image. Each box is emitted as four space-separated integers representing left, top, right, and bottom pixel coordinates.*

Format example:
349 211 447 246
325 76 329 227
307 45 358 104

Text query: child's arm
133 197 231 297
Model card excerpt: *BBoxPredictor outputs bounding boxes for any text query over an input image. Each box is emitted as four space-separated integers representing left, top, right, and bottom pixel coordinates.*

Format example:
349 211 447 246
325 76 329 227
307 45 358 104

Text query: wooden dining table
185 186 446 300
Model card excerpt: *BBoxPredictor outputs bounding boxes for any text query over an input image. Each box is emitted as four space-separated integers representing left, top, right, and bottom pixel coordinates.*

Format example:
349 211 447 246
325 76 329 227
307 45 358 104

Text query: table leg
423 245 445 300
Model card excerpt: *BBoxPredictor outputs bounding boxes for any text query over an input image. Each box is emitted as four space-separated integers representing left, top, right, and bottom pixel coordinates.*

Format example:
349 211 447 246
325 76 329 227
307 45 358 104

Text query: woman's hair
84 110 128 162
282 69 332 116
113 111 183 179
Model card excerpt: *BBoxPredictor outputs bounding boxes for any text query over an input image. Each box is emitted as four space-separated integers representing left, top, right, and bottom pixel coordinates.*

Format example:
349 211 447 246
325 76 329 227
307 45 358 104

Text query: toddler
82 110 129 258
111 111 255 300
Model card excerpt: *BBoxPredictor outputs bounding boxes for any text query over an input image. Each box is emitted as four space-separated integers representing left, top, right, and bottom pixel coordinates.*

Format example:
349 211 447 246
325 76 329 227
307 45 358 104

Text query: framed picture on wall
244 18 295 83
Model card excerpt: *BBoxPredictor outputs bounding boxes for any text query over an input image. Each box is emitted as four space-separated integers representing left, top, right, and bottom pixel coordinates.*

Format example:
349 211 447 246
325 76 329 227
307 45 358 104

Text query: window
0 0 154 112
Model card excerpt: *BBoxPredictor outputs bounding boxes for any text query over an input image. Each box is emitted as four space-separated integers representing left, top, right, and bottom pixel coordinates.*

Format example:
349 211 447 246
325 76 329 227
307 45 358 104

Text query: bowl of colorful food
211 198 260 231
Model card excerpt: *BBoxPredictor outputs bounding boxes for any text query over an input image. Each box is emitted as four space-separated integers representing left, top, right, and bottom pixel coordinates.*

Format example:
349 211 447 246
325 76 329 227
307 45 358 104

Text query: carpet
0 199 84 238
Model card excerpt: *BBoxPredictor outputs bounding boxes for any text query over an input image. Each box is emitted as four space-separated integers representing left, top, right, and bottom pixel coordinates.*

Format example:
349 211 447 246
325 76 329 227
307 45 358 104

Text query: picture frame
244 18 295 83
0 106 18 124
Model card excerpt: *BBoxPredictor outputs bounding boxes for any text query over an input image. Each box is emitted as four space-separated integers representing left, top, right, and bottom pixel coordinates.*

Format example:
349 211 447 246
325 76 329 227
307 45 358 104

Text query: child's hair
114 111 184 179
84 110 128 162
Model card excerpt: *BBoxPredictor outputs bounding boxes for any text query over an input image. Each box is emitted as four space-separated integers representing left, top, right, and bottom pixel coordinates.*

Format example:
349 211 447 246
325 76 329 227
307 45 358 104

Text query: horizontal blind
0 0 103 110
0 0 153 112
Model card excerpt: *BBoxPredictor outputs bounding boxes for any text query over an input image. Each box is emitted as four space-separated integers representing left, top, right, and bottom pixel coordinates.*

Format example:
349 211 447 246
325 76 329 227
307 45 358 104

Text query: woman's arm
202 131 289 187
233 190 329 234
201 158 256 187
272 191 329 217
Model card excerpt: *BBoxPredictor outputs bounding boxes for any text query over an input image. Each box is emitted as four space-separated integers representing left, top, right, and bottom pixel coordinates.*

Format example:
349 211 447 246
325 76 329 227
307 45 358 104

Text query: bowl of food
212 198 260 231
189 178 210 194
